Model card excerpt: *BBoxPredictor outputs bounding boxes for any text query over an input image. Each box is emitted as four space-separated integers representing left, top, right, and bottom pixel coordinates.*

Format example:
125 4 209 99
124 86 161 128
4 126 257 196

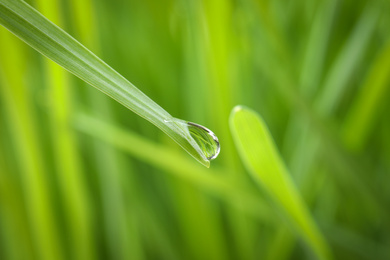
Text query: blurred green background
1 0 390 259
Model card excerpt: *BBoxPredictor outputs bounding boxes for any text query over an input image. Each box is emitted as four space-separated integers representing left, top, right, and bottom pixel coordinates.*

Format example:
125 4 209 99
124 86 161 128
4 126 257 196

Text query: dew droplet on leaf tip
187 122 220 161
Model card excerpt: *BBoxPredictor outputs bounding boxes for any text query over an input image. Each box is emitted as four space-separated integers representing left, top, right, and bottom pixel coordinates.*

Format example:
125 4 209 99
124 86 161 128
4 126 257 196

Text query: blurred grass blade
68 0 142 258
0 140 35 260
74 112 271 221
299 0 336 98
229 106 332 260
0 0 211 167
315 5 379 116
342 42 390 151
34 1 95 259
0 28 64 260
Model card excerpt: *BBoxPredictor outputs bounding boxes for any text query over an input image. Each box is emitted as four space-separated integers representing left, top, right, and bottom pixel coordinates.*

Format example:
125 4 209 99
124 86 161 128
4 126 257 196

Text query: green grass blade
0 0 211 167
315 5 379 116
33 1 95 259
299 0 336 98
229 106 332 260
68 0 141 258
0 28 64 260
0 133 33 260
342 42 390 151
0 165 35 260
74 113 271 222
171 182 229 260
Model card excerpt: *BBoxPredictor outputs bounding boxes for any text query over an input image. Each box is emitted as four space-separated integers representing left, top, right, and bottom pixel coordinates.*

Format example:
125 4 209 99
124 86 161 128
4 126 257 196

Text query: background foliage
1 0 390 259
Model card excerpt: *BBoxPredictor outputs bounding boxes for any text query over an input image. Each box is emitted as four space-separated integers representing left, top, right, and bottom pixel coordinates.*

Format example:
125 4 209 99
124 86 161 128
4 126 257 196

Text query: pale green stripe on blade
229 106 332 260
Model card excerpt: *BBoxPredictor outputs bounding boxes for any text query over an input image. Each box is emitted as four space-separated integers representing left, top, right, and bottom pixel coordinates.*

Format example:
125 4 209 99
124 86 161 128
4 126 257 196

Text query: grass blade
0 0 212 167
33 1 95 259
230 106 332 260
342 42 390 151
315 5 379 116
68 0 141 258
0 28 64 260
74 113 271 221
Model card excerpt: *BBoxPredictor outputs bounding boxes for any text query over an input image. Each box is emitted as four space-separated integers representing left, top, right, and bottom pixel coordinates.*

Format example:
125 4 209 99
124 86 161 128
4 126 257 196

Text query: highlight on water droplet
162 117 220 166
187 122 220 161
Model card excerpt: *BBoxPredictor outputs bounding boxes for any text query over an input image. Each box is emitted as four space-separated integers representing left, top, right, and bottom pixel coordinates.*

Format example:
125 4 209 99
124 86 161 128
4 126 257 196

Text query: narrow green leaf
342 42 390 151
0 0 214 167
74 113 271 222
33 1 95 259
230 106 332 260
315 5 379 116
68 0 141 258
0 28 64 260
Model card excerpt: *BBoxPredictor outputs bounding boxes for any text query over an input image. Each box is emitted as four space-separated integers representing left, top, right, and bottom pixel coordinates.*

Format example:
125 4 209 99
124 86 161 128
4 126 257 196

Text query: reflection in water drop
187 122 220 160
163 117 220 164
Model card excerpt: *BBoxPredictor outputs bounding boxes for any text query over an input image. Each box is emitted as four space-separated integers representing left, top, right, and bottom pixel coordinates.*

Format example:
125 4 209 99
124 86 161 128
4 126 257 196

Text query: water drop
187 122 220 160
